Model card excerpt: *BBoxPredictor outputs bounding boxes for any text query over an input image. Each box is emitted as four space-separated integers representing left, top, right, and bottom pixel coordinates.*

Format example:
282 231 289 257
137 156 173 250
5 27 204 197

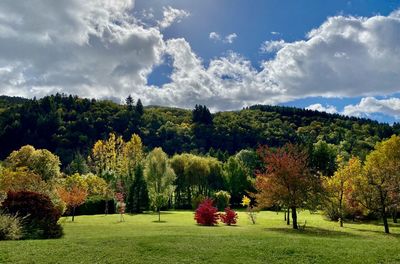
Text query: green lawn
1 211 400 263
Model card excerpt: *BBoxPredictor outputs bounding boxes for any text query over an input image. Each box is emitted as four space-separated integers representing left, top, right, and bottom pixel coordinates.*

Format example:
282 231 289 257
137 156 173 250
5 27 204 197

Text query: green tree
145 148 176 221
126 164 149 213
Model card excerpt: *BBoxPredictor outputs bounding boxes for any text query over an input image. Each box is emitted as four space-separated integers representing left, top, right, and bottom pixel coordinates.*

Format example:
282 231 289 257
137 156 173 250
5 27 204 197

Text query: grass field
1 210 400 263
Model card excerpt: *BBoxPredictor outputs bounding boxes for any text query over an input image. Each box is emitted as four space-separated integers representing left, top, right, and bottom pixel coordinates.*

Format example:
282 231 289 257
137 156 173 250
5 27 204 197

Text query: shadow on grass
265 226 360 238
152 220 168 223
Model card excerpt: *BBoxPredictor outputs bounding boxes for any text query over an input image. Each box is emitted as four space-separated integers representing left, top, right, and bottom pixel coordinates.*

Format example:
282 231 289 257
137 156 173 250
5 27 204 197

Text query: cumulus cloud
209 32 237 44
260 40 287 53
1 1 400 117
158 6 189 29
306 103 338 114
343 97 400 119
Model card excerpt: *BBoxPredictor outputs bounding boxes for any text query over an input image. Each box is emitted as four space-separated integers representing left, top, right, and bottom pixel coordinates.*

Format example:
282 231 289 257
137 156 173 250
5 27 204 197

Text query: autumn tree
58 174 88 221
323 156 362 227
255 144 321 229
353 135 400 233
145 147 176 221
5 145 61 181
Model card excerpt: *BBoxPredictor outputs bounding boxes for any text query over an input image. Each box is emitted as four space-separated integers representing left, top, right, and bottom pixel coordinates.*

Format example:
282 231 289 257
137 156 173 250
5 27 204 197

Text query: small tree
145 148 176 222
58 174 88 222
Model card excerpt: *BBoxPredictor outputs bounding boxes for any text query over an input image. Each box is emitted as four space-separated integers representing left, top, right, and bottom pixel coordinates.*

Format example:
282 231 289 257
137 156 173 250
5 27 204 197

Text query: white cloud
306 103 338 114
209 32 237 44
209 32 221 41
1 2 400 117
260 40 286 53
158 6 189 29
343 97 400 119
225 33 237 44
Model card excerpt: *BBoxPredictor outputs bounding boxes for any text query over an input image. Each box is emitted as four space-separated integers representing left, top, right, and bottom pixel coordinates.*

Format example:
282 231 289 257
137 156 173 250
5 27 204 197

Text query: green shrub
0 212 23 240
1 191 63 239
191 194 206 210
213 191 231 211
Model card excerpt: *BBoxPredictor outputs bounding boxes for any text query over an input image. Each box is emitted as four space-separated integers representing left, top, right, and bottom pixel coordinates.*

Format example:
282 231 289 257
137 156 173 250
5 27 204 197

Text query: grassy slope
1 211 400 264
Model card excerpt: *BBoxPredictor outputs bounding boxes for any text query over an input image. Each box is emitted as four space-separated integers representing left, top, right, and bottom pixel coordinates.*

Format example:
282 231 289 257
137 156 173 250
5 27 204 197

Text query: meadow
1 211 400 264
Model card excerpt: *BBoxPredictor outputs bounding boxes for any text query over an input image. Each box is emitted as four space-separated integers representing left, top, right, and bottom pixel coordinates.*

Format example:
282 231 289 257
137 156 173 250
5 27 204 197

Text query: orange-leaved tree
255 143 321 229
57 174 88 221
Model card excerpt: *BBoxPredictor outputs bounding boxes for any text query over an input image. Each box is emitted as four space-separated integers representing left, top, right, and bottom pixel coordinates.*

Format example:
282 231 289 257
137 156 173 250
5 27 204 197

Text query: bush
220 207 238 226
213 191 231 211
194 198 219 226
0 212 23 240
1 191 63 239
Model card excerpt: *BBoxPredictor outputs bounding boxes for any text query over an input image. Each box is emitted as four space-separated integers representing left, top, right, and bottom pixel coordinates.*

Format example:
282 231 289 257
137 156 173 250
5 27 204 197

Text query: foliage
194 198 219 226
213 190 231 211
242 195 257 224
0 212 23 240
58 174 88 221
311 140 338 176
220 207 238 225
5 145 61 181
352 135 400 233
145 147 176 221
255 144 321 229
1 191 63 239
1 94 395 166
224 156 251 205
126 164 149 213
323 156 363 225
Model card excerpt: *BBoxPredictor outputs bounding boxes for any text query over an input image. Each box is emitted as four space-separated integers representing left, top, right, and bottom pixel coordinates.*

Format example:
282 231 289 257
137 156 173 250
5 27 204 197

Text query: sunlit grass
1 211 400 263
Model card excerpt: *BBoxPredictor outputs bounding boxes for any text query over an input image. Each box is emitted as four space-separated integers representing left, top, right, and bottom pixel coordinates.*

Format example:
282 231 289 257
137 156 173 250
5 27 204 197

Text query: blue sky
1 0 400 123
139 0 400 123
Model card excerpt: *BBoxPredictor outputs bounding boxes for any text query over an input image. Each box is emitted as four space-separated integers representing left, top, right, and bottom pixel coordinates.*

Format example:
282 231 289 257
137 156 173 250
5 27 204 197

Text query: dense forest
0 94 398 167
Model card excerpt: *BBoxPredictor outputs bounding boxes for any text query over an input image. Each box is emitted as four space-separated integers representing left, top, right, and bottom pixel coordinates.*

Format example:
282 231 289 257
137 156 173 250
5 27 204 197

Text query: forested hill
0 94 398 166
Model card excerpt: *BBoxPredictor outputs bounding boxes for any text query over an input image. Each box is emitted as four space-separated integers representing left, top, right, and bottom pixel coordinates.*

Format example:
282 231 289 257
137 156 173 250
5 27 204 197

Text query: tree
126 164 149 213
126 95 134 111
145 148 176 221
224 156 251 206
136 99 144 116
5 145 61 181
323 156 362 227
311 140 338 176
58 174 88 221
66 153 89 175
353 135 400 233
255 144 321 229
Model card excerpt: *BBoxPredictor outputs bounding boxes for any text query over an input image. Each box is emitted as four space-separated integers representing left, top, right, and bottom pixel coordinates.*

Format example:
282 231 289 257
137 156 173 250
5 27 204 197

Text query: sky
0 1 400 123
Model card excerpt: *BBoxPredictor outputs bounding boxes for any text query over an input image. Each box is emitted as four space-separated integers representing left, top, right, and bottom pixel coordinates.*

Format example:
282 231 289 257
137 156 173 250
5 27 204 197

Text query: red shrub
1 191 63 239
220 207 238 225
194 198 219 226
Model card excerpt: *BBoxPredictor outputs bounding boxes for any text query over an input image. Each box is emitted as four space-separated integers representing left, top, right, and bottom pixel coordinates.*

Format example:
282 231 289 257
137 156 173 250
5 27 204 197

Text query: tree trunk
339 217 343 227
284 209 287 221
286 207 290 225
291 206 298 230
105 201 109 215
72 207 75 222
382 207 389 234
158 209 161 222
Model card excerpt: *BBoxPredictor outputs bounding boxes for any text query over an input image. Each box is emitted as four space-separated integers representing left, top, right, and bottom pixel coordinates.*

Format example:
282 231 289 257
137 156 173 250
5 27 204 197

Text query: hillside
0 94 398 166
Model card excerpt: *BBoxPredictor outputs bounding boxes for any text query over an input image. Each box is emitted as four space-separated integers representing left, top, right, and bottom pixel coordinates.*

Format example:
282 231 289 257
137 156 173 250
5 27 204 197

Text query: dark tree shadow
264 226 360 238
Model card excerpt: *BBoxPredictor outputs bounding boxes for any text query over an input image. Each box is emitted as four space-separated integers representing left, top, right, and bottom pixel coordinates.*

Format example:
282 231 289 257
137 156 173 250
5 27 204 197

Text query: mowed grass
1 211 400 263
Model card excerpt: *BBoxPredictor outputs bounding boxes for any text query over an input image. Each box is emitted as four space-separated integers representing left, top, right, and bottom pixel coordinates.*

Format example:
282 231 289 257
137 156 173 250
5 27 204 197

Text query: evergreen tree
126 164 149 213
136 99 144 116
126 95 134 111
